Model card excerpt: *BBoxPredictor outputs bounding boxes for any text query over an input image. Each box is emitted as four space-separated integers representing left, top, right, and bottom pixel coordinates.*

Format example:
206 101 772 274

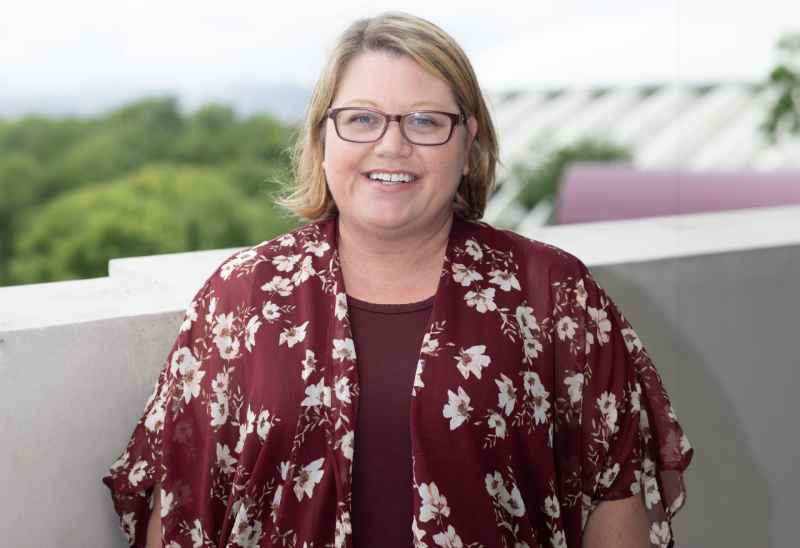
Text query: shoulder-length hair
277 12 499 222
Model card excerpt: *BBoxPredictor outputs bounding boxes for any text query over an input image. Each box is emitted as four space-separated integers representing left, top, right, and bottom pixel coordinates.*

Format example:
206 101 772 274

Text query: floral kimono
105 216 692 548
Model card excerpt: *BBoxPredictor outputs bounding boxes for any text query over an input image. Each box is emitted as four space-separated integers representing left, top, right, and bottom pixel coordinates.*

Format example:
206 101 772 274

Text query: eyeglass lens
335 109 454 145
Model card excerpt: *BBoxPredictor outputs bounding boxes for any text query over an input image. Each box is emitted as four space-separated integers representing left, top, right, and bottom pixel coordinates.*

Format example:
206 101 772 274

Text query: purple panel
556 164 800 224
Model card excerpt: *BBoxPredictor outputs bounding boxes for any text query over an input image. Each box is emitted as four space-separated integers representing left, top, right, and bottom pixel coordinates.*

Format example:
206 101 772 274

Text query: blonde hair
277 12 499 221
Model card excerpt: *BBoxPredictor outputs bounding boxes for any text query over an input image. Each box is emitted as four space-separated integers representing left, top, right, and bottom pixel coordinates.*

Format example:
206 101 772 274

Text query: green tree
762 33 800 142
9 164 297 285
0 152 43 285
514 137 632 210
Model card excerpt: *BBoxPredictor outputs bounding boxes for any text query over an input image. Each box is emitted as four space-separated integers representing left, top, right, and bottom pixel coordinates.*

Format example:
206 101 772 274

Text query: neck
337 213 453 304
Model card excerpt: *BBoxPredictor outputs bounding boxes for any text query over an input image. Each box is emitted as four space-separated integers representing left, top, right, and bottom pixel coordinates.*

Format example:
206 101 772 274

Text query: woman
105 12 691 548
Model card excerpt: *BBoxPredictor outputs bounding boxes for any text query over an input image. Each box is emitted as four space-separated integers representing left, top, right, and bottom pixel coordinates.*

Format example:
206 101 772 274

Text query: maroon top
347 295 435 548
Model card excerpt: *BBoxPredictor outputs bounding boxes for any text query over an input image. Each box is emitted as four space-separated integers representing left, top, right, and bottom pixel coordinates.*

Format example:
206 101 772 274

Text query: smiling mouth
366 172 417 185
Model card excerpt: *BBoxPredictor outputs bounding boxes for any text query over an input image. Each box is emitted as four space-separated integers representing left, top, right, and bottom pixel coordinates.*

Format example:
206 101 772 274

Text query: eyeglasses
328 107 465 146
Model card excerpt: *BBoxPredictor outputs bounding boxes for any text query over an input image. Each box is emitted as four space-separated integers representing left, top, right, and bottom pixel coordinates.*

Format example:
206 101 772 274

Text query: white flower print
210 398 229 427
564 372 584 404
212 312 235 349
452 263 484 286
597 392 619 431
421 333 439 355
495 373 517 416
256 409 273 442
205 296 217 324
334 376 351 403
485 472 503 497
650 522 671 548
277 234 295 247
219 338 241 361
523 371 551 425
631 470 642 495
270 485 282 522
340 430 354 461
279 321 308 348
293 457 325 501
291 255 315 286
302 379 331 408
516 305 538 333
190 519 204 548
681 433 692 454
639 409 652 442
273 253 301 272
181 300 198 332
455 345 491 379
488 269 521 292
488 412 506 438
599 463 621 488
418 482 451 522
128 459 147 486
499 484 526 517
465 238 483 261
523 335 543 359
544 495 560 519
144 401 165 432
620 327 642 354
301 350 317 381
231 504 263 548
262 301 281 322
244 316 261 352
588 307 612 344
550 530 567 548
121 512 136 542
630 382 641 413
280 461 290 480
413 360 425 396
304 239 331 257
465 287 497 313
235 406 256 453
181 359 206 404
581 493 596 531
433 525 463 548
212 370 230 396
111 451 129 472
643 459 661 509
161 488 174 518
261 276 292 296
443 387 473 430
556 316 578 341
334 293 348 321
170 347 197 377
574 279 588 308
332 338 357 362
216 443 237 474
412 517 428 548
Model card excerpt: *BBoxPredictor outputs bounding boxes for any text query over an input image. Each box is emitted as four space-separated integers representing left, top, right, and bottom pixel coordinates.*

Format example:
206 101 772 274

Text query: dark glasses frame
327 107 465 146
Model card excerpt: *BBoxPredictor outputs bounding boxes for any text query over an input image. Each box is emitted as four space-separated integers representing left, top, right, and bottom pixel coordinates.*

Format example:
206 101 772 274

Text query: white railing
1 204 799 547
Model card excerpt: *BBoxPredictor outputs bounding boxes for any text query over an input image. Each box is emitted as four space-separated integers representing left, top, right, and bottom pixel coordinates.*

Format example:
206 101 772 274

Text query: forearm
147 482 162 548
582 491 650 548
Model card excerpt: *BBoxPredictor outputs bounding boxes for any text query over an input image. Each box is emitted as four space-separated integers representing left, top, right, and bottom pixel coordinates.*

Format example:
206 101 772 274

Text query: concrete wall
1 207 798 547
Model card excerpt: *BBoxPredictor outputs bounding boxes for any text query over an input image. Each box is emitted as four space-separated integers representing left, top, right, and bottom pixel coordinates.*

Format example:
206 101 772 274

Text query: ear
462 115 478 176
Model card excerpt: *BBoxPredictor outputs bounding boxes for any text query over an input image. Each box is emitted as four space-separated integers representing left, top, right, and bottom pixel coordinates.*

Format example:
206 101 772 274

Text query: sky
0 0 798 113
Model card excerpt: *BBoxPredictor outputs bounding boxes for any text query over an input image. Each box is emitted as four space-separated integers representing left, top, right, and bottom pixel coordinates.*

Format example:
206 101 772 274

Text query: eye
351 114 375 124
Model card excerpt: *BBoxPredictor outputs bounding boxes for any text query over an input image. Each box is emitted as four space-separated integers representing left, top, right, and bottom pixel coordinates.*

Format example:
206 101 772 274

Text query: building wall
0 208 798 547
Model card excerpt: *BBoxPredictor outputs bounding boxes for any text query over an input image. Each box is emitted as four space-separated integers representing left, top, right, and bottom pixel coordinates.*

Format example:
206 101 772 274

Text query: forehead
333 52 458 111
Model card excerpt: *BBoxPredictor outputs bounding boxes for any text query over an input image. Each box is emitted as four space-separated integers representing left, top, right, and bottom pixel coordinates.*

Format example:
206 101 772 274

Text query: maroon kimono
105 217 692 548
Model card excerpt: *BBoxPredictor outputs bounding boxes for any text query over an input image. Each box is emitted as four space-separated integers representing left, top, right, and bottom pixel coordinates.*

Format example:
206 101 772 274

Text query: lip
362 169 422 178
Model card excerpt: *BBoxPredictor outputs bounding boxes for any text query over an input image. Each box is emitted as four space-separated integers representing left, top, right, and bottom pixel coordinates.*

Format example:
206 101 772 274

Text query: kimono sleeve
102 279 217 548
552 260 692 548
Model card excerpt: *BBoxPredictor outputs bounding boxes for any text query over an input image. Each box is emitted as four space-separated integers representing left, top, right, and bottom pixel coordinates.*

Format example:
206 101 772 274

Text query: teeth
367 172 417 184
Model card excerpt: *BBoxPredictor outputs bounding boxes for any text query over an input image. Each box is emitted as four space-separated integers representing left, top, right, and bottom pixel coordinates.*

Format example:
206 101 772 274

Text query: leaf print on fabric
279 321 308 348
464 287 497 313
495 373 517 416
442 387 473 430
332 338 356 362
451 263 483 286
273 254 301 272
293 458 325 501
488 269 521 292
455 345 490 379
432 525 463 548
261 276 293 297
418 482 451 524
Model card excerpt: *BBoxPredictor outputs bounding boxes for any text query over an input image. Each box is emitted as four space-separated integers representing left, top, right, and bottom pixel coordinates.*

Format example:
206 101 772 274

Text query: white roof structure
483 83 800 230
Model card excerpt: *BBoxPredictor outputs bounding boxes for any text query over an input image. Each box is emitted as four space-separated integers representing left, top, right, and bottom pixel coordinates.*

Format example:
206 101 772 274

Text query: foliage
513 137 632 209
0 97 297 286
762 33 800 142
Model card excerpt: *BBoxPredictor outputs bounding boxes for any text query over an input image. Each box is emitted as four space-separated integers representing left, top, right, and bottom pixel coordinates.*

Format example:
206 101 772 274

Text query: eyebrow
341 98 452 110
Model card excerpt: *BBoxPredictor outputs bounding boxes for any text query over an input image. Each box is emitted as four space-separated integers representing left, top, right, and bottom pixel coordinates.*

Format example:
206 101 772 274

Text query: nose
373 119 412 158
